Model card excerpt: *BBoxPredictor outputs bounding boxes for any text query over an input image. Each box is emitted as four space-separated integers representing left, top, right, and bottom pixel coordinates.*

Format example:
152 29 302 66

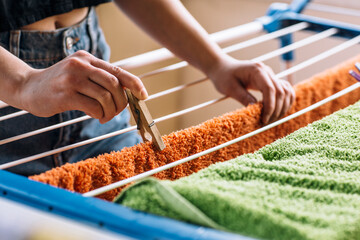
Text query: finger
269 83 285 123
262 64 287 123
89 67 128 114
286 80 296 107
229 81 257 106
69 93 103 120
90 58 148 100
283 79 295 103
254 66 276 124
76 79 116 123
261 63 276 77
278 80 292 118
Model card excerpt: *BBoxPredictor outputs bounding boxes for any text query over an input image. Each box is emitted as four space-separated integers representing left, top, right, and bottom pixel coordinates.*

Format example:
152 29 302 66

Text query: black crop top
0 0 111 32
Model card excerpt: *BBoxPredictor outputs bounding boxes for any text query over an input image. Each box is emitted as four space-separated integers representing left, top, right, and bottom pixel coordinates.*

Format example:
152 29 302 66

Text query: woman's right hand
18 50 148 123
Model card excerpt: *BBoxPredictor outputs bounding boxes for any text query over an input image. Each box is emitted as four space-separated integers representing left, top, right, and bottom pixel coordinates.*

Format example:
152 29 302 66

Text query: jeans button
66 37 73 49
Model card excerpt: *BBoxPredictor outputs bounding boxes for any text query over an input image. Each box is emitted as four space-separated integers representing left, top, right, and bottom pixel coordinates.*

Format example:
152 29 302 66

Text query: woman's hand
208 56 295 124
18 50 147 123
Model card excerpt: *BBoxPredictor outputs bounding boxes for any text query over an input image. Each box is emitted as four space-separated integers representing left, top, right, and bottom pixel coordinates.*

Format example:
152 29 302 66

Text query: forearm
0 46 33 109
115 0 228 76
115 0 295 124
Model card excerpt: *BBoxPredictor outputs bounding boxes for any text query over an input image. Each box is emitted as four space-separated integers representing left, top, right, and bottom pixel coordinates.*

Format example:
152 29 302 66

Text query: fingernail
140 88 148 99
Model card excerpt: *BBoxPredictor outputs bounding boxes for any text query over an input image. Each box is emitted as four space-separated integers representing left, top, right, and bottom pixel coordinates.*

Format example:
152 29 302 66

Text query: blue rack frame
259 0 360 60
0 170 247 240
1 1 360 239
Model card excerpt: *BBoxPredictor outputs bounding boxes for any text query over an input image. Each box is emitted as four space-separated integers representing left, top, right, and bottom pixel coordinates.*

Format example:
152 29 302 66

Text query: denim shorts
0 8 141 176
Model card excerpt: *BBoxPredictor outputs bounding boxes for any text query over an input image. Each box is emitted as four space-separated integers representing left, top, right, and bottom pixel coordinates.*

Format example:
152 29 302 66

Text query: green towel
115 101 360 240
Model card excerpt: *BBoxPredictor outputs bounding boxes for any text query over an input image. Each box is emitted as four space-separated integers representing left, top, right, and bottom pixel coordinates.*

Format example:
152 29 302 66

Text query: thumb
229 82 257 106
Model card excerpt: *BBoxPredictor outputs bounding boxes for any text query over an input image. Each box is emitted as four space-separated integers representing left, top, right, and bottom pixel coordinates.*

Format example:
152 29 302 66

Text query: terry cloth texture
115 101 360 240
30 56 360 201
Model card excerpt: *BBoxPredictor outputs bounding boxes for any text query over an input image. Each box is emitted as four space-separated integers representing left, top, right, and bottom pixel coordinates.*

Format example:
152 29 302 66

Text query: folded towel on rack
30 55 360 201
115 101 360 240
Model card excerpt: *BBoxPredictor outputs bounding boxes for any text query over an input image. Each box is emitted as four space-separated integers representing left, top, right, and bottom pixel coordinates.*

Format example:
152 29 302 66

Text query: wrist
0 46 38 110
204 53 234 79
13 66 37 111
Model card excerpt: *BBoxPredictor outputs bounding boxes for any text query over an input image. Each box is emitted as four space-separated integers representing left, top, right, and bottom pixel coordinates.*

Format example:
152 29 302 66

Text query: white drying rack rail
1 20 360 198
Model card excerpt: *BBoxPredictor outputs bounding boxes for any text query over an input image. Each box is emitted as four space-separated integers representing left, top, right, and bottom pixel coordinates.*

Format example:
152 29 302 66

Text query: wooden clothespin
125 89 166 151
349 62 360 82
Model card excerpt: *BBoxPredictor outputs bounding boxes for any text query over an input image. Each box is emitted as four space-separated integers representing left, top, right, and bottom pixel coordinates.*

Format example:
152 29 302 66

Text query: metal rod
0 110 28 122
113 21 264 70
0 23 308 114
277 35 360 79
2 28 358 168
0 77 208 146
146 77 208 101
139 22 309 79
222 23 308 54
0 97 227 169
147 27 339 101
0 126 137 169
0 116 91 146
145 27 336 102
154 97 227 123
307 3 360 17
254 27 337 84
0 25 311 144
2 34 358 164
0 22 262 110
83 82 360 197
253 28 338 63
0 22 310 110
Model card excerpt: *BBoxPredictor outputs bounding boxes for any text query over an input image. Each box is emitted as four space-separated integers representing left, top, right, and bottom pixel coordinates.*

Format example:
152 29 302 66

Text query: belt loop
9 30 21 57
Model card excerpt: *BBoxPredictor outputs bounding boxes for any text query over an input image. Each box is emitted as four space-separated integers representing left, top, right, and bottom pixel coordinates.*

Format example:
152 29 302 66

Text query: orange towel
30 56 360 201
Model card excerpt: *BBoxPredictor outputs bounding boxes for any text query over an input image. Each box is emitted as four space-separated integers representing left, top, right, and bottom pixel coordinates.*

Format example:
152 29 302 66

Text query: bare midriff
20 7 89 31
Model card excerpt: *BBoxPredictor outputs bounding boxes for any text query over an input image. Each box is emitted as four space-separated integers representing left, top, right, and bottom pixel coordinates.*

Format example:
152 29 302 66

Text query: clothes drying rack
1 0 360 239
